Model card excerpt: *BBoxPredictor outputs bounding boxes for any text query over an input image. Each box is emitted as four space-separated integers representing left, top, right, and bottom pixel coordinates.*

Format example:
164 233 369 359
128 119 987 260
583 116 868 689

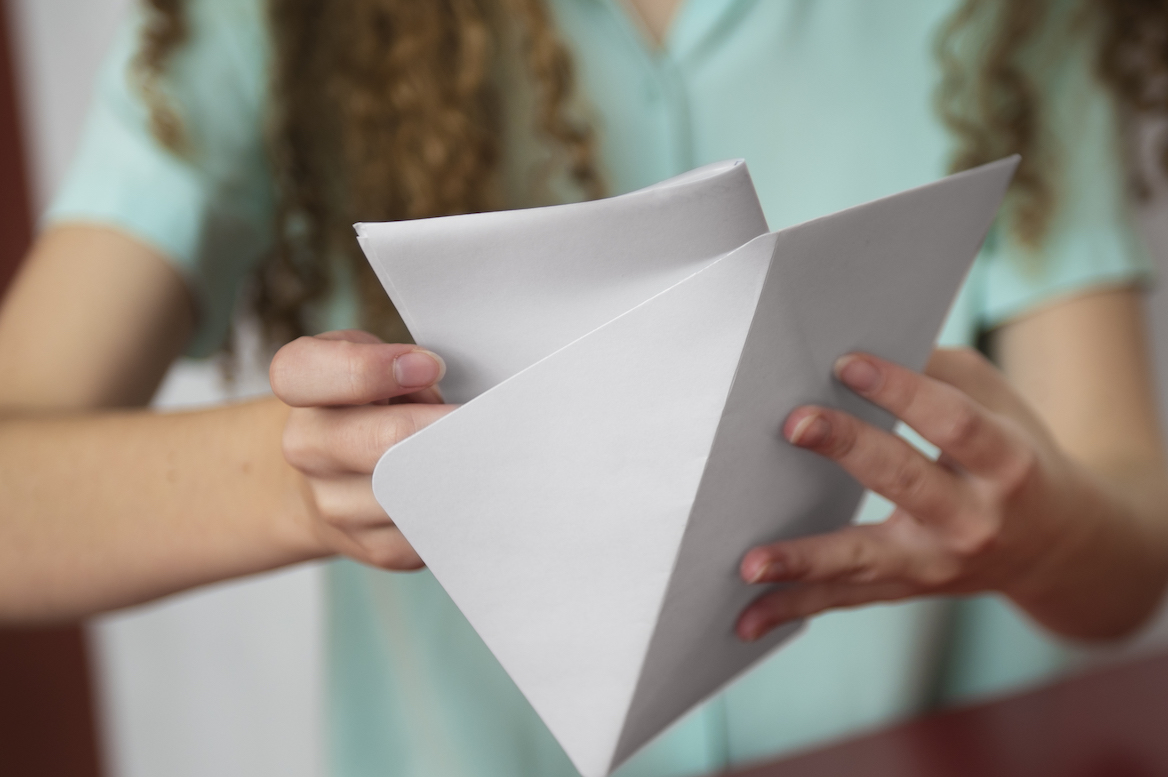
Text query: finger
284 403 455 475
926 348 1008 410
784 405 966 522
309 474 390 530
927 347 1049 440
314 520 424 570
349 524 425 570
736 580 917 641
739 522 923 587
271 336 446 407
314 329 385 345
834 352 1023 478
389 385 445 405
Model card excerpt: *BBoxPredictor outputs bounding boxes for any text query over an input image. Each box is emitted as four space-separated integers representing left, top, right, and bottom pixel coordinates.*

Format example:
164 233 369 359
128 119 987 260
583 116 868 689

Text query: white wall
4 2 325 776
91 355 326 777
6 0 131 210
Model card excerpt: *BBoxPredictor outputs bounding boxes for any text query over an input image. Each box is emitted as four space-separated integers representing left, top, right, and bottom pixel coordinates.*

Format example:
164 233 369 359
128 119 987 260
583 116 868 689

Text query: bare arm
0 225 315 621
0 225 193 409
0 399 322 621
997 288 1167 490
0 225 447 623
993 287 1168 635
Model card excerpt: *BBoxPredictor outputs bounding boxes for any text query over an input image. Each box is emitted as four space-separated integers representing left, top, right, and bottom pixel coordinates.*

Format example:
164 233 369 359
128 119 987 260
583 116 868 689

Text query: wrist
253 396 334 563
1005 467 1168 640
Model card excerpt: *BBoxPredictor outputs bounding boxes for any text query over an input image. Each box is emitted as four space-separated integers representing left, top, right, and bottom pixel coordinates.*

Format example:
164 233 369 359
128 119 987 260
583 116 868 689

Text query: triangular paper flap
610 157 1019 768
372 237 776 777
355 160 767 403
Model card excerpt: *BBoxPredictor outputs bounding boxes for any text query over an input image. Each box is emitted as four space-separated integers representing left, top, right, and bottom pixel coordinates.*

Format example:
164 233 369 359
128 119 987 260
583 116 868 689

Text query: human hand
736 347 1158 642
270 330 454 570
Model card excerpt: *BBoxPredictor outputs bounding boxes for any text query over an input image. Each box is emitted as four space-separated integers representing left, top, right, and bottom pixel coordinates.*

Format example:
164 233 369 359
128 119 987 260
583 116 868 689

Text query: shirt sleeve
44 0 274 357
973 25 1154 329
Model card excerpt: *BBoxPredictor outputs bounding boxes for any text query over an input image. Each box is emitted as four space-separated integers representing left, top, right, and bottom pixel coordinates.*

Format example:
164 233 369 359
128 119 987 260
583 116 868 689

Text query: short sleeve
44 0 275 357
973 26 1154 329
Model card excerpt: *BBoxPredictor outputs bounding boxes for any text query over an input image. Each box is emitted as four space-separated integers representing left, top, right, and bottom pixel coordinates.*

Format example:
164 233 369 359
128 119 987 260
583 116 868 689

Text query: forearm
993 289 1168 640
1016 465 1168 641
0 396 327 623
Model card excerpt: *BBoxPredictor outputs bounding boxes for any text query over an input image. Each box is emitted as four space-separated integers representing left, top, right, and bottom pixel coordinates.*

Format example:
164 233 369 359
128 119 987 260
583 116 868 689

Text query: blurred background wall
0 5 101 777
2 1 324 776
4 2 1168 776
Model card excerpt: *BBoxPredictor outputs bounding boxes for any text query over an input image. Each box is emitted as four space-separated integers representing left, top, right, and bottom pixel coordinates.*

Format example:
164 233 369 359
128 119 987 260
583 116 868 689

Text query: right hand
270 330 454 570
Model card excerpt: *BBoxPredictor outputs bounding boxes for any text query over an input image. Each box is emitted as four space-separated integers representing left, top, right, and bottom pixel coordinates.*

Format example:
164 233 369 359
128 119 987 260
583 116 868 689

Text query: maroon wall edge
0 4 104 776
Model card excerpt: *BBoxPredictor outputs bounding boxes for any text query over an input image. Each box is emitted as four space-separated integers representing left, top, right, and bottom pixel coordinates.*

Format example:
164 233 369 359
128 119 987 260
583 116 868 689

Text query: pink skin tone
4 224 1162 634
271 334 1166 645
272 330 454 571
735 348 1167 643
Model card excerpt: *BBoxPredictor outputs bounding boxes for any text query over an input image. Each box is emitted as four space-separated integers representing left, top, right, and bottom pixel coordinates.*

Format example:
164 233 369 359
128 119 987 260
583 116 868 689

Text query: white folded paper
355 157 1016 777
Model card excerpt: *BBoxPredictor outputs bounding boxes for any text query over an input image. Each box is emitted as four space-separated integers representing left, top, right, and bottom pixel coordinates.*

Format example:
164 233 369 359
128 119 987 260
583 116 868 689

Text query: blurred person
2 0 1168 775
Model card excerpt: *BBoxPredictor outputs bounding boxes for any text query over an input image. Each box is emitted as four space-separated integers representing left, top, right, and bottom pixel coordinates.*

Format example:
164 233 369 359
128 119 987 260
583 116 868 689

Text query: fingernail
788 413 830 447
835 355 882 394
393 350 446 388
746 560 781 584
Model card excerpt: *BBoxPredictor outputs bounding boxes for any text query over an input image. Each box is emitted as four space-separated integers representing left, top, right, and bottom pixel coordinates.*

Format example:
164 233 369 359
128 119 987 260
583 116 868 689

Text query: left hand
271 330 454 571
736 347 1164 642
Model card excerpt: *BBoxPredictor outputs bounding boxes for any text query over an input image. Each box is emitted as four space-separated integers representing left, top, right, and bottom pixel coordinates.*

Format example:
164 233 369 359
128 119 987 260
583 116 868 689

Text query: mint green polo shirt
47 1 1152 775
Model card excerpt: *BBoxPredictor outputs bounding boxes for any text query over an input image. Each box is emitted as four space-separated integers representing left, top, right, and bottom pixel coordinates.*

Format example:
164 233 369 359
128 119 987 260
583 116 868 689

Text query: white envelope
355 157 1017 777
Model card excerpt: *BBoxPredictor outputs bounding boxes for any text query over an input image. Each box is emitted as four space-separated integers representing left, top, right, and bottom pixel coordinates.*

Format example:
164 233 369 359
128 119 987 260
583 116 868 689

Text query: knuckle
914 557 963 589
823 416 858 459
841 540 880 583
936 402 983 452
342 341 376 400
772 547 806 579
872 364 919 413
884 459 929 504
372 410 419 454
334 329 384 345
947 513 1002 559
281 412 317 470
308 487 347 530
269 336 314 398
787 550 811 579
995 443 1039 497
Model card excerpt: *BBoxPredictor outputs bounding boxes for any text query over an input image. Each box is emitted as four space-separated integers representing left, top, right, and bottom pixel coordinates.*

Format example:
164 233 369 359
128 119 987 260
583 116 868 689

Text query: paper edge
606 155 1020 771
602 234 782 773
370 236 775 486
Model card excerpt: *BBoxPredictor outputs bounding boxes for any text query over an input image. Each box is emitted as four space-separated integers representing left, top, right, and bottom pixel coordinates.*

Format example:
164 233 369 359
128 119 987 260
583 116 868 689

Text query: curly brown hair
936 0 1168 248
133 0 1155 349
135 0 601 346
134 0 188 152
1095 0 1168 190
934 0 1057 248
